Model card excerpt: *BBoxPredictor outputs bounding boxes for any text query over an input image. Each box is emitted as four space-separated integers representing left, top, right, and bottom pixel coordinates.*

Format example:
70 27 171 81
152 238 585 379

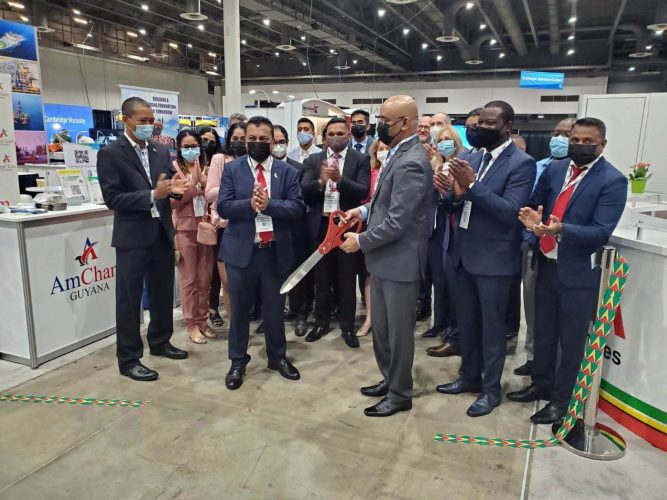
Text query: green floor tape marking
434 253 629 449
0 394 147 408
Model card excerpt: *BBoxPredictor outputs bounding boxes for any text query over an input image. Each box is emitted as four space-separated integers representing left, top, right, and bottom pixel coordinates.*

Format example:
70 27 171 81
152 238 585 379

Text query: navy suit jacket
217 155 305 277
530 156 627 289
446 142 536 276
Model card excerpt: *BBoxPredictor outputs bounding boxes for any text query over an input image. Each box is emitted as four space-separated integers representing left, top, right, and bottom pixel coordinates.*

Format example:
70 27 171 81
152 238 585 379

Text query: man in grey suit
341 95 432 417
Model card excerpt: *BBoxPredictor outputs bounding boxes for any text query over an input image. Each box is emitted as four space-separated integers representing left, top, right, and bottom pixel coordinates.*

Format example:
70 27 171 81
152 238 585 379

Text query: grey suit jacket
359 135 432 282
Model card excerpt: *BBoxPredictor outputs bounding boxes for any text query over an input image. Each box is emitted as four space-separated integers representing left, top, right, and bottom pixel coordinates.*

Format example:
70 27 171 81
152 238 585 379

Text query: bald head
431 113 451 128
379 95 419 147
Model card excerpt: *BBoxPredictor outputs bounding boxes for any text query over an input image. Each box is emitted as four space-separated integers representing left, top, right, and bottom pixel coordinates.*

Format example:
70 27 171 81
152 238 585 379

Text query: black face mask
246 142 270 163
568 143 599 167
465 127 484 150
351 124 367 140
475 127 504 150
203 141 217 159
377 119 401 146
230 140 247 158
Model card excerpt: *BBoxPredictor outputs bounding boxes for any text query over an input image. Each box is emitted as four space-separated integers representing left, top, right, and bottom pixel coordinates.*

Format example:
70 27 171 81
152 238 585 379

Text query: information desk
0 204 116 368
602 201 667 451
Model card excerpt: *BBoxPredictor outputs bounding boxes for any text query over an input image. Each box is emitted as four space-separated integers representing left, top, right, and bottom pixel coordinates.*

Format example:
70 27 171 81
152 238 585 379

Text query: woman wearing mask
172 130 215 344
205 122 247 329
356 140 389 338
432 124 464 173
199 126 223 164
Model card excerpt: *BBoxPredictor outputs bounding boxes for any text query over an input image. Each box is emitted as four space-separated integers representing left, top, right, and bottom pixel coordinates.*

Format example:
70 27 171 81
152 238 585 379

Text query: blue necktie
354 143 363 152
477 152 493 179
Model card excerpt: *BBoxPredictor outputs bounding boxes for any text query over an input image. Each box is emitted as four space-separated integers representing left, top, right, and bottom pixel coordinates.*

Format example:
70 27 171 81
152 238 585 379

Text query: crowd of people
98 94 628 424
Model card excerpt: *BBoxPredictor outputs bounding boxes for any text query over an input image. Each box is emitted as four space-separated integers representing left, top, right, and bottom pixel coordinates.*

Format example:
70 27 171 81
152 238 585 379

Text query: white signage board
0 73 20 206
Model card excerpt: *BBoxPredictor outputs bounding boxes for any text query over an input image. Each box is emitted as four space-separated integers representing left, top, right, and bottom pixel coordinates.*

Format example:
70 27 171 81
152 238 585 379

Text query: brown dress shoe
426 342 460 357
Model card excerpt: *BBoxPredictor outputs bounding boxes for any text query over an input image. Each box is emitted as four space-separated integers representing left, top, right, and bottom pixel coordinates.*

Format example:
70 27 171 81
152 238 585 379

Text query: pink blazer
171 160 207 231
205 153 234 228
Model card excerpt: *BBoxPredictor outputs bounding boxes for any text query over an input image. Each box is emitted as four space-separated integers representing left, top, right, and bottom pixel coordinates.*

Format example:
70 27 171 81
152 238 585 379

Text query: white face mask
272 143 288 159
376 150 389 164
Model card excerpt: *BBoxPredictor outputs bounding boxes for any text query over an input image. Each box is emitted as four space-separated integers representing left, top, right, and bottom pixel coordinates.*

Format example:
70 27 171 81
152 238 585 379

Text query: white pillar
223 0 242 116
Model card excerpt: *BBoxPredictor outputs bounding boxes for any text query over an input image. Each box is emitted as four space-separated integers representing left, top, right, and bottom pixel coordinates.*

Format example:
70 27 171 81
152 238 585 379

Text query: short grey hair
229 113 248 123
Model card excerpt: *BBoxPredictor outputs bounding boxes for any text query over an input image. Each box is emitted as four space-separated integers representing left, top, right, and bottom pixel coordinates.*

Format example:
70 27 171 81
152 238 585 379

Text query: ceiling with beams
3 0 667 87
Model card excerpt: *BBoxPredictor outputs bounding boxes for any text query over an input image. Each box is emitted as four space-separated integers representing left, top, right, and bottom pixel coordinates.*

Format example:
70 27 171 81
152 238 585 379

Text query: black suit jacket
301 147 371 240
98 135 176 249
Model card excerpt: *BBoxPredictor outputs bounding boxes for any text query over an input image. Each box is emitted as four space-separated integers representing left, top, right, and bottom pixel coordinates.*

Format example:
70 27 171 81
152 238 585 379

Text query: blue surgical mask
297 132 313 146
127 118 153 141
181 147 200 163
549 135 569 159
437 139 456 158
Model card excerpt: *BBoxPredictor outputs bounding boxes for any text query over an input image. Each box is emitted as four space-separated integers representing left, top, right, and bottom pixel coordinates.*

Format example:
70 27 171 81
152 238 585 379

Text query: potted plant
628 162 652 194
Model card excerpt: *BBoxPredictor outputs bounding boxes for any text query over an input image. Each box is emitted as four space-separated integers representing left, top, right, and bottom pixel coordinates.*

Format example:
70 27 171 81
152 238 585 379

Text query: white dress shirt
288 143 322 163
125 131 155 204
247 155 273 242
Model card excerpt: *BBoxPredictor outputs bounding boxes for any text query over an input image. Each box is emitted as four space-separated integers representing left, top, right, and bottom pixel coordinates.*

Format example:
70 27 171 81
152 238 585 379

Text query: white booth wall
579 93 667 194
39 48 209 115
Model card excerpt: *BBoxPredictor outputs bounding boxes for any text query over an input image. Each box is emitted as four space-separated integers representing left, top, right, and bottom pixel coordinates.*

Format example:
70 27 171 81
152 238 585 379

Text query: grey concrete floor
1 311 664 499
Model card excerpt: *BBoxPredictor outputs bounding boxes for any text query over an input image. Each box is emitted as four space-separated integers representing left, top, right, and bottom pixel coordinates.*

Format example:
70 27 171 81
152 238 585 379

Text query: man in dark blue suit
218 116 305 390
436 101 536 417
508 117 627 424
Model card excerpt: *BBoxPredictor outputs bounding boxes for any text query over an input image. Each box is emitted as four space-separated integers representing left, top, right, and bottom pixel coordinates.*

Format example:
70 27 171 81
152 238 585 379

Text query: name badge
324 191 340 214
193 196 206 217
459 201 472 230
151 204 160 218
255 213 274 233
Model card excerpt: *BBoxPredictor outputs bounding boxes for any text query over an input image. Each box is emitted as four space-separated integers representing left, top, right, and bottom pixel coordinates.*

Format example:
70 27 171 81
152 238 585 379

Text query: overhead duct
617 23 651 59
546 0 560 55
150 27 167 59
647 2 667 32
436 0 468 43
492 0 528 56
465 34 496 65
180 0 207 21
30 0 55 33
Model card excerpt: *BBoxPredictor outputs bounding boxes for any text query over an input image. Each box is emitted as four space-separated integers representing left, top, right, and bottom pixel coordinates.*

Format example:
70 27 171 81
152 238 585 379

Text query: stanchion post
561 246 626 460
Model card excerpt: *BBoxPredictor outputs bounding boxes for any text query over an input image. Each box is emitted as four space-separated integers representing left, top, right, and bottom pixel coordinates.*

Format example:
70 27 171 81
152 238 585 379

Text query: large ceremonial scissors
280 210 361 295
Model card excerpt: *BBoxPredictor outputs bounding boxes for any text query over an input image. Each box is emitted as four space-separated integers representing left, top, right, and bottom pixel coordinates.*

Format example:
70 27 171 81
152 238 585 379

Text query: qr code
74 150 90 164
71 184 82 196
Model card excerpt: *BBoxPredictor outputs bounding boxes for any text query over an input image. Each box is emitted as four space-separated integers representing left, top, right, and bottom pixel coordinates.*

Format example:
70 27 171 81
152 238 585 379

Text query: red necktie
540 165 584 255
256 164 273 243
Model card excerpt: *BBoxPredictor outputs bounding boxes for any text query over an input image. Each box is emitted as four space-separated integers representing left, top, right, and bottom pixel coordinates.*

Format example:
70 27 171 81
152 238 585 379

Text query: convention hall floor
0 310 665 499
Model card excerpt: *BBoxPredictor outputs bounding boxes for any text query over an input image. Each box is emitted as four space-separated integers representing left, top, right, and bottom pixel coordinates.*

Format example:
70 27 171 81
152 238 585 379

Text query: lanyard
559 165 589 195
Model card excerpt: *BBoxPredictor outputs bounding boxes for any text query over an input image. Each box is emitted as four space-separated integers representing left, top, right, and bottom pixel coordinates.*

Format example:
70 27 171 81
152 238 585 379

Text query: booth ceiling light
646 45 653 50
385 0 418 4
277 43 296 51
169 42 178 49
127 54 149 62
647 23 667 31
629 51 652 58
127 31 138 37
7 2 25 10
274 51 279 56
73 43 99 51
19 15 28 22
436 34 460 43
465 59 484 65
73 17 88 25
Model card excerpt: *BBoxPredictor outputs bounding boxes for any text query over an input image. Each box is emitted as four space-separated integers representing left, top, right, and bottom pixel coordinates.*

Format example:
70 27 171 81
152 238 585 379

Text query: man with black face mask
436 100 536 418
217 116 305 391
349 109 375 155
301 116 371 348
508 117 627 425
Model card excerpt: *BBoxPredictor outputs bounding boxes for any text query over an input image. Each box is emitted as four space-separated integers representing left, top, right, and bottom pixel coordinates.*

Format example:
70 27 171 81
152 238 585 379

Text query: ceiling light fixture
466 2 474 9
72 9 81 15
180 3 207 21
377 9 386 18
422 42 428 49
86 33 93 38
7 2 25 10
629 51 651 58
330 48 335 54
19 15 28 22
300 35 306 41
403 28 410 35
213 65 218 70
569 16 577 24
139 28 147 35
335 63 351 70
301 61 307 66
274 51 280 56
436 55 443 61
206 70 220 76
537 115 545 119
208 52 216 57
169 42 178 49
568 34 575 41
646 45 653 50
489 39 497 46
187 43 193 48
197 24 205 31
138 46 144 51
263 18 270 26
127 54 149 62
628 66 636 71
567 48 575 55
465 59 484 65
256 64 260 67
385 0 418 4
480 23 487 30
436 33 460 43
242 39 247 45
127 31 138 38
499 52 505 58
73 43 99 51
141 4 149 11
73 17 88 25
352 59 358 64
647 23 667 32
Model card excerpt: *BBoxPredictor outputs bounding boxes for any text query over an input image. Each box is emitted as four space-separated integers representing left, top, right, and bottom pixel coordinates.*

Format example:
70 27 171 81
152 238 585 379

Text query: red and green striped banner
0 394 147 408
435 253 630 449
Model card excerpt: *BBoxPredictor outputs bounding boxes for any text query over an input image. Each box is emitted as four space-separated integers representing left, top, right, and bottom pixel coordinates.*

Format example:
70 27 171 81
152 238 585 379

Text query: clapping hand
252 183 269 212
433 170 453 195
518 206 543 231
448 158 476 192
535 214 562 237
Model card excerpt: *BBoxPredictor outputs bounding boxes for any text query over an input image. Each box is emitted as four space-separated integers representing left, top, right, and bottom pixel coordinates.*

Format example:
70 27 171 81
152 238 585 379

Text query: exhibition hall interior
0 0 666 498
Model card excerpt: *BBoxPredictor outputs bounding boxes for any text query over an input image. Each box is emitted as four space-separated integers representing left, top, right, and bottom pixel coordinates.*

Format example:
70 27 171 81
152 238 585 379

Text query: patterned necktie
540 165 585 255
255 164 273 243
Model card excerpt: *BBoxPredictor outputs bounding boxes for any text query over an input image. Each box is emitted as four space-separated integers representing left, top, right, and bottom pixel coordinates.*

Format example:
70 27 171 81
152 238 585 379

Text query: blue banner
44 103 94 143
519 71 565 90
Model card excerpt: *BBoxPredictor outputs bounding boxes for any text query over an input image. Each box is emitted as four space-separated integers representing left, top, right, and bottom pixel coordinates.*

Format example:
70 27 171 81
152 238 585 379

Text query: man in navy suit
436 101 536 417
508 117 627 424
218 116 305 390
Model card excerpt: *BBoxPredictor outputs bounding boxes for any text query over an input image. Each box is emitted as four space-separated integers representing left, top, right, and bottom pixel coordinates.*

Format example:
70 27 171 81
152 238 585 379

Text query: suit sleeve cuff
360 205 368 222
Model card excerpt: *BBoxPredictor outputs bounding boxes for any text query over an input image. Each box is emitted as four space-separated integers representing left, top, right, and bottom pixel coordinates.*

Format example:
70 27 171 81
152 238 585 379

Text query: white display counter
601 199 667 451
0 204 116 367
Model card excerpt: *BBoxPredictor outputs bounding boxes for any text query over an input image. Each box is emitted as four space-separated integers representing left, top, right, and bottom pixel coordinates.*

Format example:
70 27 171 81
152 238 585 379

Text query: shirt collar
124 131 147 151
569 155 603 171
353 136 368 145
327 146 348 161
389 134 418 158
248 154 273 171
484 137 512 161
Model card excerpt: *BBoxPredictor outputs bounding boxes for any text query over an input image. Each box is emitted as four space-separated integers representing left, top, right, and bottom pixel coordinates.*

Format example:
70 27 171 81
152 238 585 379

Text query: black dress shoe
150 344 188 360
436 378 482 395
364 397 412 417
514 361 534 376
360 381 389 397
225 364 245 390
120 363 159 381
507 383 547 403
294 320 308 337
467 393 500 417
421 327 443 338
531 403 565 425
305 326 329 343
342 330 360 348
268 358 300 380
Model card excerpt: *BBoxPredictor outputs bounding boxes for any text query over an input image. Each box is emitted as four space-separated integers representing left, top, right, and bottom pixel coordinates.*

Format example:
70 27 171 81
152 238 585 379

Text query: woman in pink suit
172 130 215 344
205 122 247 327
